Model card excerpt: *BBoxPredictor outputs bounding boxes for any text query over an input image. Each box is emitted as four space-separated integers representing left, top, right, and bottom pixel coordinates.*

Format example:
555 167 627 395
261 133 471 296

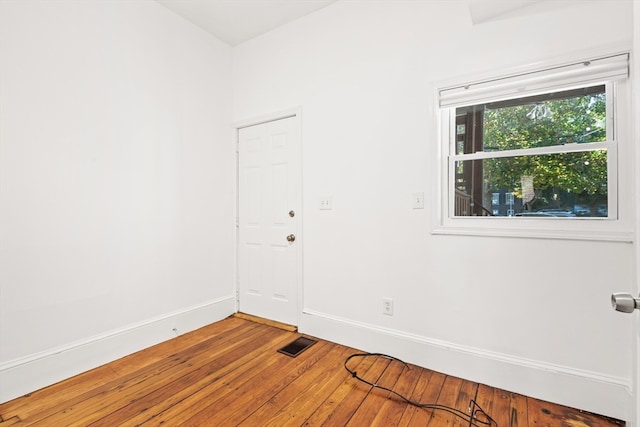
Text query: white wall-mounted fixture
319 195 333 210
412 192 425 209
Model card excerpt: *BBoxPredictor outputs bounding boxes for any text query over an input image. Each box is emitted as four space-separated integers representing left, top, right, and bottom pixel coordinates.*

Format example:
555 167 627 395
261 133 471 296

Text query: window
453 85 611 218
436 52 631 240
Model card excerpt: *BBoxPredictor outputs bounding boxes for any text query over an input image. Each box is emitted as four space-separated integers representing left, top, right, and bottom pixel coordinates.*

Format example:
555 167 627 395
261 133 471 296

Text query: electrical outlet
382 298 393 316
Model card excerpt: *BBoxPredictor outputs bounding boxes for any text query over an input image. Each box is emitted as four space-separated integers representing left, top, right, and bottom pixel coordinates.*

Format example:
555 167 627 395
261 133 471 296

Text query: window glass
454 150 608 217
455 85 606 155
451 84 611 219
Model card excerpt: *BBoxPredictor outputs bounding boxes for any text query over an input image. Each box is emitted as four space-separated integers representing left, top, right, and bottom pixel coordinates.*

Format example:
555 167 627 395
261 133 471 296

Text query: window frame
433 51 633 242
447 82 617 220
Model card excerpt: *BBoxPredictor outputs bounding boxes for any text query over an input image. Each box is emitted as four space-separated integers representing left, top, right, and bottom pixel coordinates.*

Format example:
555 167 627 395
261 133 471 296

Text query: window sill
431 222 633 243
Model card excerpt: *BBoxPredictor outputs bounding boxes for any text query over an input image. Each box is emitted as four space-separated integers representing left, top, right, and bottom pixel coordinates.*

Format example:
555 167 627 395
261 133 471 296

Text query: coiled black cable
344 353 497 427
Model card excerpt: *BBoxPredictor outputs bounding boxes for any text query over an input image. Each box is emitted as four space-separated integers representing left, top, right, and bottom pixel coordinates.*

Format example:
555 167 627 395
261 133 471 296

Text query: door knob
286 234 296 243
611 293 640 313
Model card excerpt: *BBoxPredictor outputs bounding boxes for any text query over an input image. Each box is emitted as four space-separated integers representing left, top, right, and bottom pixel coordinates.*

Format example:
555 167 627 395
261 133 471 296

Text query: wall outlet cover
412 192 424 209
320 195 333 210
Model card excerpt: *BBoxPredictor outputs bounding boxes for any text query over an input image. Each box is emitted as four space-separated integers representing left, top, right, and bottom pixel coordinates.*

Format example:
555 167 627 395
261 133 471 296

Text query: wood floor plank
527 396 623 427
0 362 122 422
0 316 624 427
277 349 355 427
245 344 355 427
0 416 20 426
508 389 529 427
233 312 298 332
0 365 121 426
403 370 447 426
301 349 380 427
132 329 298 426
426 375 465 426
490 388 529 427
0 317 252 425
85 325 287 426
396 367 435 427
368 362 423 427
473 384 499 427
181 340 335 426
451 377 479 427
123 331 296 426
24 320 264 426
345 355 407 426
308 353 392 427
0 316 244 422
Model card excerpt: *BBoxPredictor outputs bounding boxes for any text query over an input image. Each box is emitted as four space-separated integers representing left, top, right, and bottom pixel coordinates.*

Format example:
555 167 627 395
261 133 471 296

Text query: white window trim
432 49 634 243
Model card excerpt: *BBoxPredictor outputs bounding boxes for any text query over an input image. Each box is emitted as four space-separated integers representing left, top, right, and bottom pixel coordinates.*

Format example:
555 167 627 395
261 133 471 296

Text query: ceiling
155 0 547 47
155 0 337 46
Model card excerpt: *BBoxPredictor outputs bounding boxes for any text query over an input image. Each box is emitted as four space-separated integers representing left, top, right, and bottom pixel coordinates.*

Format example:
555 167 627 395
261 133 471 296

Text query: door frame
233 107 303 326
631 3 640 425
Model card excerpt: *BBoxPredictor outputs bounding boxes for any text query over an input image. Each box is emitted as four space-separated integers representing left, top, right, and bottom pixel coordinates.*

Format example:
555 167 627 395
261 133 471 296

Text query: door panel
238 116 300 326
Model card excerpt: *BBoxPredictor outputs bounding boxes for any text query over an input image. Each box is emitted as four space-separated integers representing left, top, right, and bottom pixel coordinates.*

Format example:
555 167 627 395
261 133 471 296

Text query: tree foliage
481 91 608 211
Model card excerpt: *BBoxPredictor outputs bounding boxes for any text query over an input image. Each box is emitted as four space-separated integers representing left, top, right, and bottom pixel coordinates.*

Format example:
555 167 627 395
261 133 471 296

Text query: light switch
412 192 424 209
320 195 333 210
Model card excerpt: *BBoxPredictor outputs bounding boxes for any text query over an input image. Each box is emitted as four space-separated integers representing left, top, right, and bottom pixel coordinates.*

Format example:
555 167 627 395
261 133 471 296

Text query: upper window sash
439 53 629 108
447 81 617 159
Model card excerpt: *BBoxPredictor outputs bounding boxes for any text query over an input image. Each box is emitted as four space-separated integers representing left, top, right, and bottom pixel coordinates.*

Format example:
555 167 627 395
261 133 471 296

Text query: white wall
632 2 640 426
233 0 636 420
0 0 236 402
0 0 636 420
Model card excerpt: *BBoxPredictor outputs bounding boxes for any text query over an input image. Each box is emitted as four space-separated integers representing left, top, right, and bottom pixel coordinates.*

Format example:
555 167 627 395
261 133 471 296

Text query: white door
238 116 301 326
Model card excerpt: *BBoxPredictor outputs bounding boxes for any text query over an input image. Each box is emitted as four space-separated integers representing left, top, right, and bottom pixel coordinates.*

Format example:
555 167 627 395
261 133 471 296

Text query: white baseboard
299 309 631 422
0 296 236 404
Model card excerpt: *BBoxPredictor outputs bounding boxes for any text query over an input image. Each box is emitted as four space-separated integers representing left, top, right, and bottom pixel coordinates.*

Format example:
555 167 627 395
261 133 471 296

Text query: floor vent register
277 336 317 357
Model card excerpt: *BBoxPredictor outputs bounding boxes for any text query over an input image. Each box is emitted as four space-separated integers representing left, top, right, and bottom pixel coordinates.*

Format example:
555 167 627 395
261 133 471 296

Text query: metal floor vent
278 336 316 357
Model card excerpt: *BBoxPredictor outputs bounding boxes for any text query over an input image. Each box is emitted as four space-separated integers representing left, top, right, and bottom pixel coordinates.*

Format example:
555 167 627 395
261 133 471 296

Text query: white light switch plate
412 192 424 209
320 195 333 210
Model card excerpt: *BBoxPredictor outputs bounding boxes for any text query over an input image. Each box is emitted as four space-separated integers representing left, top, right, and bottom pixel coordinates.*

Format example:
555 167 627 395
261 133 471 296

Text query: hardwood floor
0 316 624 426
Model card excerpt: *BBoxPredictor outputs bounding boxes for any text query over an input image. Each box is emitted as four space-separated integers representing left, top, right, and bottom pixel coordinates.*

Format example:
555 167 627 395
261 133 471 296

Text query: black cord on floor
344 353 498 427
